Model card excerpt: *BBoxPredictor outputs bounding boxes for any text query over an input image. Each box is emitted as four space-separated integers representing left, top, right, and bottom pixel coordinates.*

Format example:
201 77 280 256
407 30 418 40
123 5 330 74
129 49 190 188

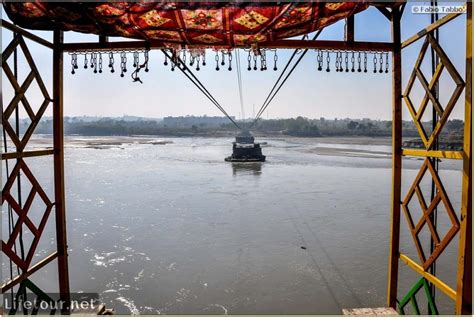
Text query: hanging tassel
326 51 330 72
351 51 355 72
95 53 99 73
363 52 367 73
261 50 267 71
70 53 77 74
144 50 149 72
98 53 103 73
228 52 232 71
109 52 115 73
373 53 377 73
273 50 278 71
379 52 384 73
316 51 322 71
357 52 361 72
90 52 95 69
345 51 349 72
248 51 252 71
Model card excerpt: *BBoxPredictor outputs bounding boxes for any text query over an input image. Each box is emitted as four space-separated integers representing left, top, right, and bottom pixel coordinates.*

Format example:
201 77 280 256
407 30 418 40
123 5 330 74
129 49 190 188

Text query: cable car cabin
225 131 266 162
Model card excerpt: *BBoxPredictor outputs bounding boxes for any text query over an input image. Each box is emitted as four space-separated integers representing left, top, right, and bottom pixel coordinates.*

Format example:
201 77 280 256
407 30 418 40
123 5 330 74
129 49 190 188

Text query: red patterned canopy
4 2 370 47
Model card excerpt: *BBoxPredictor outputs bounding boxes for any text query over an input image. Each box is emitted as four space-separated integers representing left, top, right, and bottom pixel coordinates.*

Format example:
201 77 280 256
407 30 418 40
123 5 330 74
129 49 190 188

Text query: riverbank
26 134 391 150
17 135 402 162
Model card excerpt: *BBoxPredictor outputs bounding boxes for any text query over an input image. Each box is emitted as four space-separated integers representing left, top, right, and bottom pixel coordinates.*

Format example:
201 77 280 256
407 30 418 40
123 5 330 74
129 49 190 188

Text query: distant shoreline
28 117 463 146
22 135 463 165
29 134 393 148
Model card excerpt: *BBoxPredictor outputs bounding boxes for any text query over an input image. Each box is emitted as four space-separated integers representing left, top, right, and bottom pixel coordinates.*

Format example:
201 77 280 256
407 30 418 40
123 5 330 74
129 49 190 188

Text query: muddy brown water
1 136 462 314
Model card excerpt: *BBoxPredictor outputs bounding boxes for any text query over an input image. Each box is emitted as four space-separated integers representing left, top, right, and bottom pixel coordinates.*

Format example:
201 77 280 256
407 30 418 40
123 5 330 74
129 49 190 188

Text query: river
1 136 463 314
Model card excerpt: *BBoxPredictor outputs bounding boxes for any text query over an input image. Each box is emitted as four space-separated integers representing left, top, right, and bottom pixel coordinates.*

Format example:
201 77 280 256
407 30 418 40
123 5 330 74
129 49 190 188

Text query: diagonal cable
251 30 323 127
162 50 241 129
236 49 245 120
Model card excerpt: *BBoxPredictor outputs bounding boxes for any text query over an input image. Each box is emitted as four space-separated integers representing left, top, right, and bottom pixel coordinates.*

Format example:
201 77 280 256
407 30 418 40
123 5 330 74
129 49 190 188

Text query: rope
251 30 323 127
235 49 245 120
161 50 241 130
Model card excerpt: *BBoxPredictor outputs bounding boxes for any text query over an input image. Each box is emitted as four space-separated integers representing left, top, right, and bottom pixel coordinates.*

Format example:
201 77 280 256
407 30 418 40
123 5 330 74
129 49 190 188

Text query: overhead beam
1 19 53 49
61 39 393 52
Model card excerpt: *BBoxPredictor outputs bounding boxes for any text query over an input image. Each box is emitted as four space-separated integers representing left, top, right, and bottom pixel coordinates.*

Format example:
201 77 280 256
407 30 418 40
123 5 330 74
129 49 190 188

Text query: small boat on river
225 130 266 162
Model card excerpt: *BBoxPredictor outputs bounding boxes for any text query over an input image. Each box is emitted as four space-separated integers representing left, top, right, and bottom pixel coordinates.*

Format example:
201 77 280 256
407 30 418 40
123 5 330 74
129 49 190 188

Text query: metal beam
2 149 54 160
399 253 457 301
99 35 108 44
1 252 58 293
267 40 393 51
1 19 53 49
61 39 393 52
376 7 392 21
53 30 71 314
387 6 402 310
401 12 463 48
345 16 355 42
402 149 464 160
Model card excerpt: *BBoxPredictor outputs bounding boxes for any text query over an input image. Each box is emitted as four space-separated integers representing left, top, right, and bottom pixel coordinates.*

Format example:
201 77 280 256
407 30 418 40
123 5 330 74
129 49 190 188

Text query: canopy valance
4 2 370 47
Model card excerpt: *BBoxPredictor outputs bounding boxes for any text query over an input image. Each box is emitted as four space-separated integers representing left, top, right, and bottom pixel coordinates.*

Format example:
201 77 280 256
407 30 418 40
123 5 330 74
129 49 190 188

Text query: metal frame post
387 6 403 309
2 4 471 315
53 30 71 313
390 3 471 314
456 2 472 314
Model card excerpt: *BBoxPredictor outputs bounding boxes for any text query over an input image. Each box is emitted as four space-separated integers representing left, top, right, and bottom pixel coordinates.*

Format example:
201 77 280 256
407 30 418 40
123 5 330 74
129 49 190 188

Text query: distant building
162 116 235 127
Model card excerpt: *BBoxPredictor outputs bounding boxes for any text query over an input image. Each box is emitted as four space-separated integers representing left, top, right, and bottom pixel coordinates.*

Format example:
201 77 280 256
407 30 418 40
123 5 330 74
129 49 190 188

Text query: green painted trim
7 279 58 315
398 277 439 315
422 279 439 315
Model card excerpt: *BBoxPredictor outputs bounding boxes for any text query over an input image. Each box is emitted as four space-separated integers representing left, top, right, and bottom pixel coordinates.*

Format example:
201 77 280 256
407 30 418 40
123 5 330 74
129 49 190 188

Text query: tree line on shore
30 116 464 140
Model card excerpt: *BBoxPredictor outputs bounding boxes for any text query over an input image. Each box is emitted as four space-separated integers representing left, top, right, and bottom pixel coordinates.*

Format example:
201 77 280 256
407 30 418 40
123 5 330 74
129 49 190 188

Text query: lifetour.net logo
2 293 100 314
411 4 467 14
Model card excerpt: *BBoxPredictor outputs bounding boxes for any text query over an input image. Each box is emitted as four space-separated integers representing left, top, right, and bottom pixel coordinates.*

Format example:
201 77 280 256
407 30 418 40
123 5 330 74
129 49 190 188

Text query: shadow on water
229 162 263 177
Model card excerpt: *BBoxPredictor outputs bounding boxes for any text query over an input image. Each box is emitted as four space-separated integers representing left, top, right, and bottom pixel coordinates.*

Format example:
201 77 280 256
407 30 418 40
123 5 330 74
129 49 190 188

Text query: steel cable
251 30 323 128
161 50 241 130
235 49 245 120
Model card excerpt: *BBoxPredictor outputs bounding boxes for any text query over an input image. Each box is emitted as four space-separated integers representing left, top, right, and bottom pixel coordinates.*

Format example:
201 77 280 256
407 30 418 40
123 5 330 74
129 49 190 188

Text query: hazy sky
1 2 467 120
